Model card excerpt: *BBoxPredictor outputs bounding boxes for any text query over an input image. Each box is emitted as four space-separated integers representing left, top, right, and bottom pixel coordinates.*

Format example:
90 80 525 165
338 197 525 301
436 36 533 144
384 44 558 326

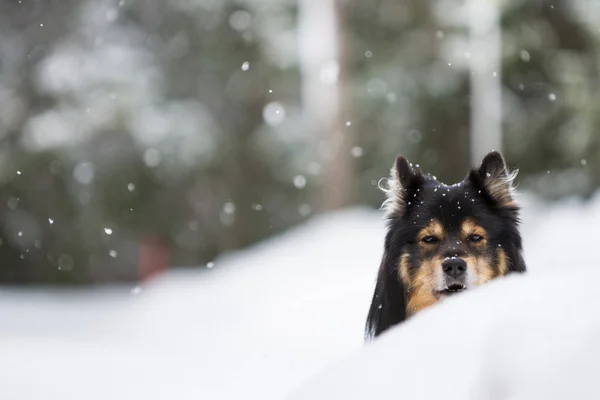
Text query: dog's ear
381 155 423 217
470 151 518 208
365 248 407 340
395 155 417 189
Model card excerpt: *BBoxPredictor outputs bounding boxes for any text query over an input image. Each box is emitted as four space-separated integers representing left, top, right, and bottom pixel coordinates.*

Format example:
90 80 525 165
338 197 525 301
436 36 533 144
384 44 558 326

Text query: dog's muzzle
439 257 467 296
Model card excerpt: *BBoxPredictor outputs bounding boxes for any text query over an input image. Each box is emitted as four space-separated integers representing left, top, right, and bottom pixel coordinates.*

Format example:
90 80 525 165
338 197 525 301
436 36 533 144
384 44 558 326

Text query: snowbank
0 208 385 400
287 193 600 400
2 192 600 399
288 264 600 400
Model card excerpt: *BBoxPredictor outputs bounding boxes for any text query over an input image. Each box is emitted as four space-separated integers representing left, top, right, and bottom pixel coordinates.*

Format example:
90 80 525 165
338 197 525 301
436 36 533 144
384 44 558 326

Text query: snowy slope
1 193 600 399
0 208 384 400
287 193 600 400
288 265 600 400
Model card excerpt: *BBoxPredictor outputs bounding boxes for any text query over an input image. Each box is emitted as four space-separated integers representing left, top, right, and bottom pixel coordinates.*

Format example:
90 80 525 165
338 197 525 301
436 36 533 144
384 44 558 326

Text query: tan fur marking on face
460 218 488 245
417 219 445 249
463 255 495 286
497 248 508 276
406 258 439 316
398 253 411 287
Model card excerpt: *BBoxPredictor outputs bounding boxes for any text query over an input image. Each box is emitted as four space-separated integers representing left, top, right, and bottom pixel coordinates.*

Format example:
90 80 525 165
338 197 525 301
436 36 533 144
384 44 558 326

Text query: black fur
365 151 526 340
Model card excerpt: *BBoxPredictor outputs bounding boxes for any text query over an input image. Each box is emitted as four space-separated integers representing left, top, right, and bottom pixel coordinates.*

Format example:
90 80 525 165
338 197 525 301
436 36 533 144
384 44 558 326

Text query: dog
365 151 526 339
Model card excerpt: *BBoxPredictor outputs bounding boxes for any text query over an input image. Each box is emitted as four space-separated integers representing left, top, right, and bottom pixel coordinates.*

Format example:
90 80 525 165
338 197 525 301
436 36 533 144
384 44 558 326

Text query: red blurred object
138 235 170 281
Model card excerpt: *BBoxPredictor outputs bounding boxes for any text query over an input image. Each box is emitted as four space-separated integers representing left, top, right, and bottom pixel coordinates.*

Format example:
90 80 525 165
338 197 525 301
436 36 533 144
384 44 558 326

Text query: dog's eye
421 236 440 244
468 234 484 243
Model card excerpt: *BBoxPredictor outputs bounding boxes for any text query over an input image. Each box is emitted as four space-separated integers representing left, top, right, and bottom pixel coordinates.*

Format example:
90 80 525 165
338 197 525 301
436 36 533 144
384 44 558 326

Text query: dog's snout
442 258 467 279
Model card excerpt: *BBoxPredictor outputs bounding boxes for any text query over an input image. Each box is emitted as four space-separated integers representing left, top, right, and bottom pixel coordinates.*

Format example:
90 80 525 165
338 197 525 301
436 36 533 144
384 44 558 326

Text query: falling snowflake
223 202 236 215
351 146 364 158
131 286 142 295
263 102 286 127
294 175 307 189
299 204 312 217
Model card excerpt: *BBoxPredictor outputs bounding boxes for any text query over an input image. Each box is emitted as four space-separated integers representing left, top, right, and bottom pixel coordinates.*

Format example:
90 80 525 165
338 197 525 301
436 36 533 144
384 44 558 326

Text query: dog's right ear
365 248 407 340
470 151 518 209
381 155 423 217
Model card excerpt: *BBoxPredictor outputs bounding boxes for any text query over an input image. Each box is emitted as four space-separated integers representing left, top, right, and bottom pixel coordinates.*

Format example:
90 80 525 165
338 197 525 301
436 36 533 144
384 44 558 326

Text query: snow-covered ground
289 264 600 400
1 192 600 399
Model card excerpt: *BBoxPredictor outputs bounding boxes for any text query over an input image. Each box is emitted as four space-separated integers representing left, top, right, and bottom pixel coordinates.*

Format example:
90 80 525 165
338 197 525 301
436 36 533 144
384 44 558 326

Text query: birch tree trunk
468 0 503 165
298 0 353 211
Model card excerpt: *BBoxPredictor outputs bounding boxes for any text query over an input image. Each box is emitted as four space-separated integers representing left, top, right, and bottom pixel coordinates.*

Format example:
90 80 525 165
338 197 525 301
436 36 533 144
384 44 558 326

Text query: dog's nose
442 258 467 279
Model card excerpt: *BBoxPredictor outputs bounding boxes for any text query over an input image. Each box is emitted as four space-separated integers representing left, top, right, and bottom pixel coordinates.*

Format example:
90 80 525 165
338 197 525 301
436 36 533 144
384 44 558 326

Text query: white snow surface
1 192 600 399
0 208 382 400
289 265 600 400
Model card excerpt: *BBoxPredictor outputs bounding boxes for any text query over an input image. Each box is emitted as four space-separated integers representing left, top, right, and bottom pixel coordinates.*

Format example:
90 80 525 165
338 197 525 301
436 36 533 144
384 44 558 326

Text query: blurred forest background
0 0 598 284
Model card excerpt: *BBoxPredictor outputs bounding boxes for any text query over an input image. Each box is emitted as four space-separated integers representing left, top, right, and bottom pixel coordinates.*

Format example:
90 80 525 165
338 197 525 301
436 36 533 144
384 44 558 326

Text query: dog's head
365 151 526 339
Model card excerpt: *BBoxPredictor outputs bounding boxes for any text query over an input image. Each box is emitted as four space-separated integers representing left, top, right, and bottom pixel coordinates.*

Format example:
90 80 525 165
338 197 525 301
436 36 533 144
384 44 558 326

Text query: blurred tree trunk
299 0 354 212
468 0 503 166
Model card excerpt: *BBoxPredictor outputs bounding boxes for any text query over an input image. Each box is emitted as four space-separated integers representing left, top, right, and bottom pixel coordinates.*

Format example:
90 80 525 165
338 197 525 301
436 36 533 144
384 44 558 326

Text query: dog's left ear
470 151 518 208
